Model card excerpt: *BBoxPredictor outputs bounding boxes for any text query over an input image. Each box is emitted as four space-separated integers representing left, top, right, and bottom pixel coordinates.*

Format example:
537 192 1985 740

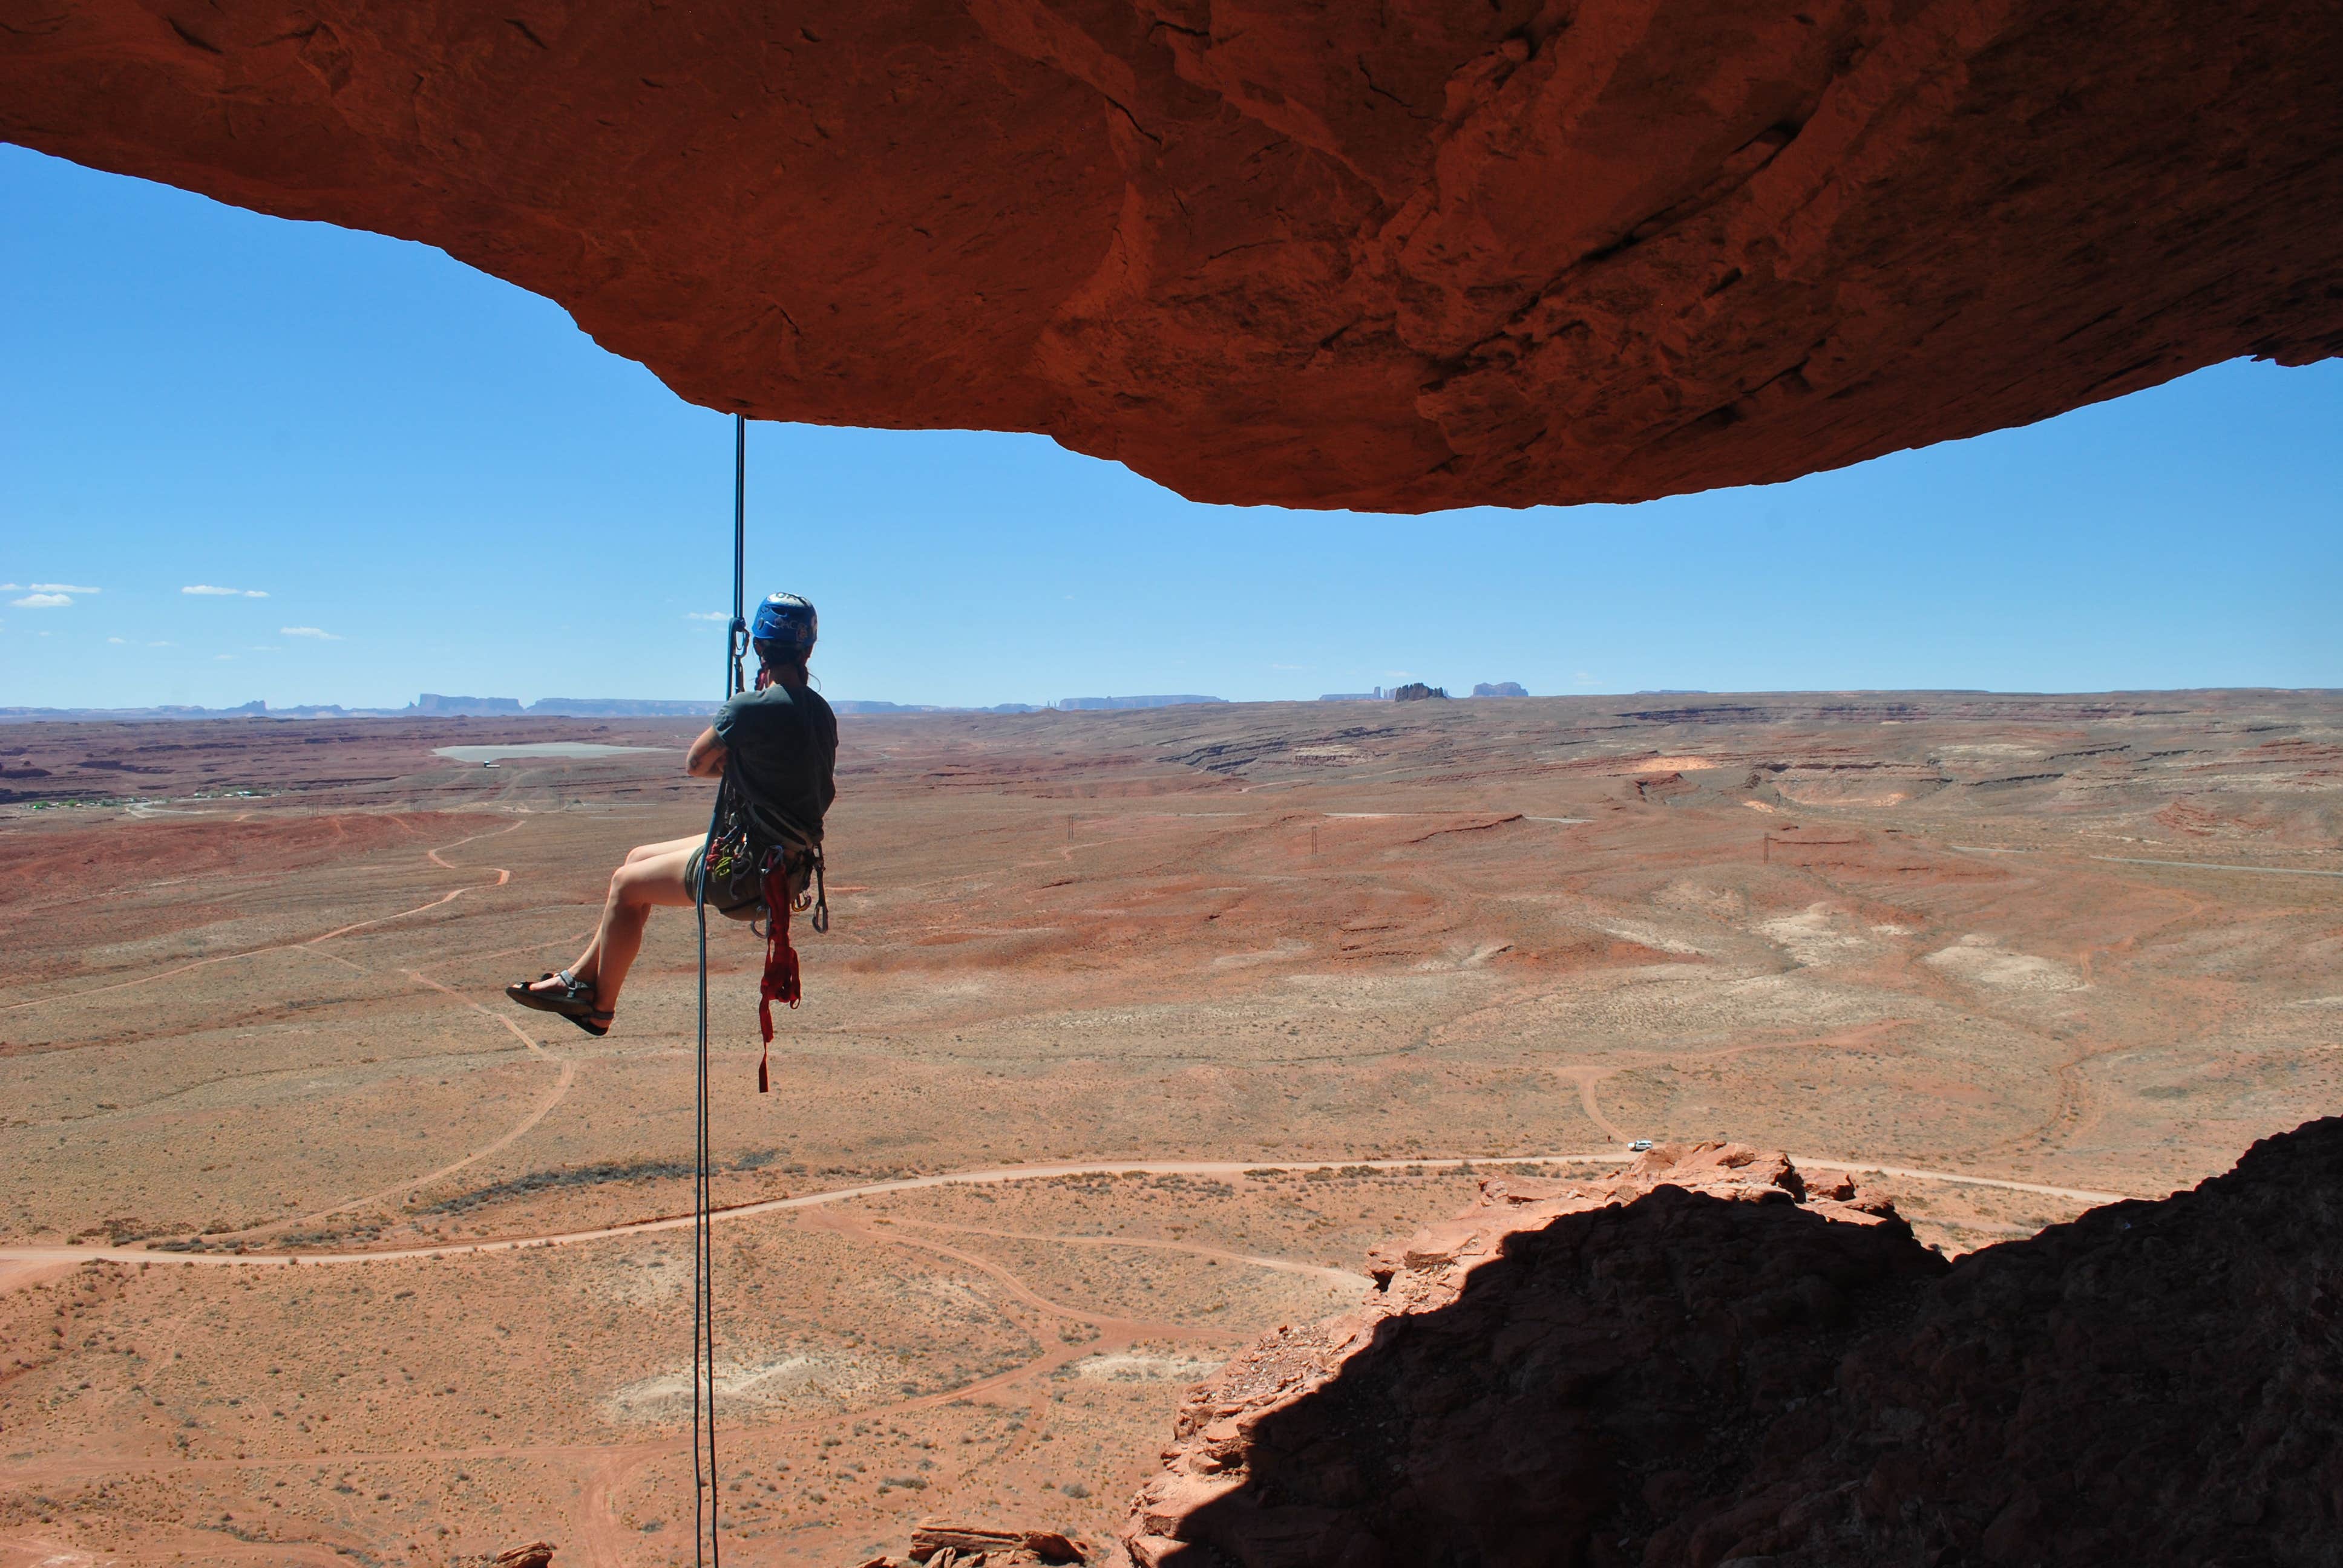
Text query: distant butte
5 2 2340 510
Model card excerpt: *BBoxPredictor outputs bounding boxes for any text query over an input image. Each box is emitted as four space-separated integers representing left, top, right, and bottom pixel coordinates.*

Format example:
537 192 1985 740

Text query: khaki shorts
685 841 768 922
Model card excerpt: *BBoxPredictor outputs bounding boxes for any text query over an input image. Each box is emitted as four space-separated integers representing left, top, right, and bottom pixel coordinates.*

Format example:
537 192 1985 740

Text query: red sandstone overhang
6 1 2341 511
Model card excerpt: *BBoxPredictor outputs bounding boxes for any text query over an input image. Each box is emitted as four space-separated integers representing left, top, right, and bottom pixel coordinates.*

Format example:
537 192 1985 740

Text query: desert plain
1 690 2337 1567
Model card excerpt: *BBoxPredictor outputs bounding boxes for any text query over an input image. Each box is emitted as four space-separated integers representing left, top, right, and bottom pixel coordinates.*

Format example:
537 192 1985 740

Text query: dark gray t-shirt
713 682 837 851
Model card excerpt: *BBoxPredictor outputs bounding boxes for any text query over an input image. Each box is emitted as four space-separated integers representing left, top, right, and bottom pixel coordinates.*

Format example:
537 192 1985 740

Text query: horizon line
5 682 2340 725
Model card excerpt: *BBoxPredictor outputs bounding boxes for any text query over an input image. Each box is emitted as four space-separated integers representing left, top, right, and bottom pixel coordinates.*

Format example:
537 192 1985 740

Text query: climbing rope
692 412 750 1568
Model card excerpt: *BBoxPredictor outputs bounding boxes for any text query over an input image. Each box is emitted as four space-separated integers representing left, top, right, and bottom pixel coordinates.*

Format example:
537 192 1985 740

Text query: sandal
505 969 599 1019
571 1008 615 1039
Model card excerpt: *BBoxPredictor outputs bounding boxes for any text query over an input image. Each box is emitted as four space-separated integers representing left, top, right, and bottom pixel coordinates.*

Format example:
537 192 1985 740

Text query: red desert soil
1 692 2337 1564
6 3 2341 509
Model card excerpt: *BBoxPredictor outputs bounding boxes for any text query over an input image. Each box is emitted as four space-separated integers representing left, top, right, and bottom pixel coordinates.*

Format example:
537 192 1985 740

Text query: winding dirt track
0 802 2143 1290
0 1148 2136 1281
885 1216 1375 1292
1782 1158 2135 1204
0 1187 1332 1568
0 817 531 1013
0 1144 2137 1568
0 789 2184 1568
148 818 580 1246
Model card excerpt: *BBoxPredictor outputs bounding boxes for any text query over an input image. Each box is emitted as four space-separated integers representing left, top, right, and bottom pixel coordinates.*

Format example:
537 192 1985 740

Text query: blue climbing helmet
750 592 818 659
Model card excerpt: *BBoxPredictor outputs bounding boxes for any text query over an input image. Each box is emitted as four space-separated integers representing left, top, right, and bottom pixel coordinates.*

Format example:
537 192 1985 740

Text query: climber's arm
686 725 726 779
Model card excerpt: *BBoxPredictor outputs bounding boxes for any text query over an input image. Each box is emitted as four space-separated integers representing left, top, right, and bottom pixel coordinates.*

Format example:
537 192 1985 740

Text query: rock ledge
1126 1123 2343 1567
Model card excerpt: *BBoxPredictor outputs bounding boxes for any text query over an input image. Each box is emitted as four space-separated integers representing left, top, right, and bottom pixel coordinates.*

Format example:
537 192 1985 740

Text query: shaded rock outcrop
859 1523 1088 1568
1127 1124 2343 1567
1650 1119 2343 1567
487 1544 555 1568
7 2 2342 511
1127 1143 1939 1566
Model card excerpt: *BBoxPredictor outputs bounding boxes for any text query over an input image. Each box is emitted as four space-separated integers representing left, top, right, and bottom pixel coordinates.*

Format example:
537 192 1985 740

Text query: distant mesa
1322 685 1462 703
407 694 724 717
830 699 930 715
1057 696 1228 712
1470 682 1529 698
447 694 1057 718
0 694 1061 724
0 699 401 724
833 700 1047 716
523 696 724 717
411 693 523 716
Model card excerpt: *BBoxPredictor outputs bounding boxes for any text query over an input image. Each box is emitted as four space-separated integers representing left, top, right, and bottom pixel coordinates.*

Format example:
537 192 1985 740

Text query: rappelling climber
505 592 835 1037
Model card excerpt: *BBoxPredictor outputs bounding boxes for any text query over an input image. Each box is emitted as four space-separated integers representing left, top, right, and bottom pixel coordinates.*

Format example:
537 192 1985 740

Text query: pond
434 742 677 763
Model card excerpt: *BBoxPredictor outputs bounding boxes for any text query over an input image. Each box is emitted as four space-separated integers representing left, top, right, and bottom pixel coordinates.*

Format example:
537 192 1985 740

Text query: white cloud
11 593 73 608
147 641 175 648
684 610 727 621
0 583 16 590
215 653 235 661
183 584 268 597
108 636 126 645
250 645 280 653
31 583 99 594
280 626 340 640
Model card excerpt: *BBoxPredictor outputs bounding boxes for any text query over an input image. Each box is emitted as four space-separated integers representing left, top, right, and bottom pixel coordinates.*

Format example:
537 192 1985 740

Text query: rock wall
7 2 2341 510
1127 1124 2343 1566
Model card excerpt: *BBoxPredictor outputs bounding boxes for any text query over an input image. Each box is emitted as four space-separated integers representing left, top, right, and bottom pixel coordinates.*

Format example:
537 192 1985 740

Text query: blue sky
4 143 2337 711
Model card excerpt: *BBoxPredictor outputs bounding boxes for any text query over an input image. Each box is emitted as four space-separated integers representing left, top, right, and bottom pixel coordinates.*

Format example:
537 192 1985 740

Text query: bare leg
625 833 705 866
530 844 698 1018
537 834 701 987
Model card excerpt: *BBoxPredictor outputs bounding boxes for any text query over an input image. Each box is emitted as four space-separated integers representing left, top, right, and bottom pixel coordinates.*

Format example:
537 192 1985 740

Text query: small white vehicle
1628 1139 1654 1152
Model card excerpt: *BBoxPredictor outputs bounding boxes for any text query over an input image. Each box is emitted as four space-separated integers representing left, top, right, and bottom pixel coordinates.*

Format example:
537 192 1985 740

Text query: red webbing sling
755 851 801 1092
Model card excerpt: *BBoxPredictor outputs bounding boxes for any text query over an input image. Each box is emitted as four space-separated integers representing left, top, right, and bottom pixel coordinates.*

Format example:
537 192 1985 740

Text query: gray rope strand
695 412 749 1568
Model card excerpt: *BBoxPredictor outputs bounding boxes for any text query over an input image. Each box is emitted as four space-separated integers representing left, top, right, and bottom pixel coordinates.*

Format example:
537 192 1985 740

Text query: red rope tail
755 854 801 1091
